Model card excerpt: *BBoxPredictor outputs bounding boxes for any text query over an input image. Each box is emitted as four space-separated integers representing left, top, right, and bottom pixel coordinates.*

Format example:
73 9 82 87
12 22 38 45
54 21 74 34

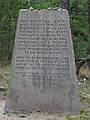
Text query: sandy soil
0 100 67 120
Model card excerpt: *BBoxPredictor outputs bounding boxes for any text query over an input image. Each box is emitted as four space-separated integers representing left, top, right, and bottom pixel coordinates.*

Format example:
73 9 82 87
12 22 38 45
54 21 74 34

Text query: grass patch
67 79 90 120
67 109 89 120
67 116 81 120
0 65 10 91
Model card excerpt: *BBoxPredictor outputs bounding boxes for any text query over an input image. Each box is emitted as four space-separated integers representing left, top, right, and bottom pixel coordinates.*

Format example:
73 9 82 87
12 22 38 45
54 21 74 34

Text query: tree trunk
88 0 90 34
87 0 90 55
63 0 69 11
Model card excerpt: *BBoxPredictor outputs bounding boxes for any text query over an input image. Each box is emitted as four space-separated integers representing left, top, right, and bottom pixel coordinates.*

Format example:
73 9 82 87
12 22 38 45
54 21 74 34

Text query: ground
0 65 90 120
0 100 67 120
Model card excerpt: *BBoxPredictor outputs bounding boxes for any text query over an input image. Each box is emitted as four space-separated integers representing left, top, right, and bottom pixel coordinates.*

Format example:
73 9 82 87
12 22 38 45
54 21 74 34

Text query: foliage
0 0 89 64
69 0 89 60
29 0 62 8
0 0 28 65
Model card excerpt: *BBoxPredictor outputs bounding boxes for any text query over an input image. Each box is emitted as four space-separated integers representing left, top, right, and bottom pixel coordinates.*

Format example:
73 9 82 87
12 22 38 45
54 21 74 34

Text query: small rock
53 7 58 10
78 82 83 86
5 72 10 76
58 8 62 11
47 8 52 10
29 7 34 11
0 86 7 91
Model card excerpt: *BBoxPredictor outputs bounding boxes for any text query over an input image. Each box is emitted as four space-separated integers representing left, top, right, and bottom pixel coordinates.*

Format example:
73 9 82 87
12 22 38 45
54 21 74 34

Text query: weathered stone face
5 9 80 115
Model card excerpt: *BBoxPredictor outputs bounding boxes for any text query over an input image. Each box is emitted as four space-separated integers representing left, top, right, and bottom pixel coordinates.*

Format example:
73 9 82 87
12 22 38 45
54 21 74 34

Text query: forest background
0 0 90 66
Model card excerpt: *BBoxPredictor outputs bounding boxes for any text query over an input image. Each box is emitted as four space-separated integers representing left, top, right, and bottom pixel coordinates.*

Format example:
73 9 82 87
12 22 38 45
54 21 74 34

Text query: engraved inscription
13 12 70 90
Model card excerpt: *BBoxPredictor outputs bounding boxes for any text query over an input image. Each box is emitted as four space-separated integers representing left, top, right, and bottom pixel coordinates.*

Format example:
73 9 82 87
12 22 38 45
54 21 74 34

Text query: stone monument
5 9 80 115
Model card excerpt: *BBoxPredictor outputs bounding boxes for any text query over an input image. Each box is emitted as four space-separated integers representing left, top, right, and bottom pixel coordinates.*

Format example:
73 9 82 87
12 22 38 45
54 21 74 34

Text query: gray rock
5 9 80 115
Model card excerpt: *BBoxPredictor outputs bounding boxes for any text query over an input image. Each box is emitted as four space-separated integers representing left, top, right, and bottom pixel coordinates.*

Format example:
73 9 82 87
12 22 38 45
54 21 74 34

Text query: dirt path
0 100 67 120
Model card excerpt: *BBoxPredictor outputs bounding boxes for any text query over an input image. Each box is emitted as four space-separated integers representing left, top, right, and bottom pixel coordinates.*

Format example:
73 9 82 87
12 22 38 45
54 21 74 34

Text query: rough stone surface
5 9 80 115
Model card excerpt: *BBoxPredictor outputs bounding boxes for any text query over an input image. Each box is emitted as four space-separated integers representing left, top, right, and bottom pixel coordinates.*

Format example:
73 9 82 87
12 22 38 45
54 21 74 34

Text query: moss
66 115 81 120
